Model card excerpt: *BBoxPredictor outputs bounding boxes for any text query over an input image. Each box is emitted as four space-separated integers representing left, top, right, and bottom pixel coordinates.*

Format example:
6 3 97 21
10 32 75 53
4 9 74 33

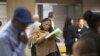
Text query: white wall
0 2 7 27
43 4 53 18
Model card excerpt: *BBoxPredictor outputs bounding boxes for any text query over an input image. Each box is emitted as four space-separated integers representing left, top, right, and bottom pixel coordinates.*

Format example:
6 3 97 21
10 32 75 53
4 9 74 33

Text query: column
7 0 35 19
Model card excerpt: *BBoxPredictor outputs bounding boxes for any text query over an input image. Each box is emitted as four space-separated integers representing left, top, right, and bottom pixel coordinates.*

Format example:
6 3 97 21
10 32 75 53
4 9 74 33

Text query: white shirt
27 21 41 44
51 20 54 29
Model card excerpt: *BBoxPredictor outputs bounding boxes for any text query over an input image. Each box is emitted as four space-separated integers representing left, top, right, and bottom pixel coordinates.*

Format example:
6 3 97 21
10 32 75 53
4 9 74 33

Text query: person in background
63 17 76 56
48 12 61 56
75 18 88 39
32 15 41 29
48 12 55 29
0 7 33 56
28 15 41 56
72 38 97 56
27 15 41 37
82 10 100 56
31 18 59 56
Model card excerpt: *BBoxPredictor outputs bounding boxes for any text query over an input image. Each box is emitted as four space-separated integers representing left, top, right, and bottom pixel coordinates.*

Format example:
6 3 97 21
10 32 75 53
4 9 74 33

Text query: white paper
45 28 62 39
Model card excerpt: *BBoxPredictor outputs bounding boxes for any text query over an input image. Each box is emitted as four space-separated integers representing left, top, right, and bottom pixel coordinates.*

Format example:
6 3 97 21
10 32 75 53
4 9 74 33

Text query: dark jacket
75 25 88 39
81 29 100 56
63 25 76 44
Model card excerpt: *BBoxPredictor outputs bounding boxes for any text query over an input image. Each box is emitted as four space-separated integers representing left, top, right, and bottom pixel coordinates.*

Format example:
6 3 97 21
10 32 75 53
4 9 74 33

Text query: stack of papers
45 28 62 39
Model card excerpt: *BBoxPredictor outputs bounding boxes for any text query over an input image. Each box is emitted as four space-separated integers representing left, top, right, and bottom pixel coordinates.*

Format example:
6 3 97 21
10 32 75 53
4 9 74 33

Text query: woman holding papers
31 18 59 56
63 17 76 56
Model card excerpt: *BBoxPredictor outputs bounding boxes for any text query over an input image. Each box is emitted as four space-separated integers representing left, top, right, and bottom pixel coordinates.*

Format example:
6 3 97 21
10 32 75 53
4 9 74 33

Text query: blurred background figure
63 17 76 56
27 15 41 56
72 38 97 56
32 15 41 29
48 12 61 56
30 15 41 56
48 12 55 29
75 18 88 39
82 10 100 56
27 15 41 37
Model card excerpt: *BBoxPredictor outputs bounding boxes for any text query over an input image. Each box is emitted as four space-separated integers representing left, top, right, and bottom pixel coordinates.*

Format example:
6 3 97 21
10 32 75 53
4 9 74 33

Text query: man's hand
20 32 28 44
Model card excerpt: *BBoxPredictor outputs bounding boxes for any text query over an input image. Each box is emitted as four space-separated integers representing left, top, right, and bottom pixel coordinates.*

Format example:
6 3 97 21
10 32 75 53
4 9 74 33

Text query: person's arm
0 37 26 56
32 31 49 44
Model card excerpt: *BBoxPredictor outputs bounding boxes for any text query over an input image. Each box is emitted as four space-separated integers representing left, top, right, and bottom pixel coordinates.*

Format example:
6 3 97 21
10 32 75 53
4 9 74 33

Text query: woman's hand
54 35 61 42
34 31 50 44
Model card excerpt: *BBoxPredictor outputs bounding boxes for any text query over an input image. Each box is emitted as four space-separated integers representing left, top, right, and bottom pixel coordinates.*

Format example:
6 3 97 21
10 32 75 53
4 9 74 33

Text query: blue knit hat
14 7 33 24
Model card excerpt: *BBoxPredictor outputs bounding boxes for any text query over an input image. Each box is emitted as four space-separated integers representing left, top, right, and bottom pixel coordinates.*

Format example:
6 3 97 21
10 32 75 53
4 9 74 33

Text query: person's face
33 15 40 21
79 19 84 26
13 20 29 31
51 14 55 20
42 20 51 31
17 23 28 31
53 14 55 18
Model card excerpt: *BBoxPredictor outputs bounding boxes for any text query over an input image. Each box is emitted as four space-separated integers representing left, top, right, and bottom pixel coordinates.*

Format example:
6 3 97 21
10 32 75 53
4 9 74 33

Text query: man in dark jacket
82 10 100 56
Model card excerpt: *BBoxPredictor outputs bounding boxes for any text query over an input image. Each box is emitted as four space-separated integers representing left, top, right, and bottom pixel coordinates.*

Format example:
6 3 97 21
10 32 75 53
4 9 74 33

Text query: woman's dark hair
63 17 74 38
64 17 73 27
83 10 100 28
40 18 53 33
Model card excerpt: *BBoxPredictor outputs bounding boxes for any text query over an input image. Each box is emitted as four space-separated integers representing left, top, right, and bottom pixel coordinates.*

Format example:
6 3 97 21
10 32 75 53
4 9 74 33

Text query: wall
83 0 100 12
36 0 76 5
43 4 53 18
53 5 67 30
7 0 35 19
0 0 6 2
0 2 7 27
53 4 82 29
